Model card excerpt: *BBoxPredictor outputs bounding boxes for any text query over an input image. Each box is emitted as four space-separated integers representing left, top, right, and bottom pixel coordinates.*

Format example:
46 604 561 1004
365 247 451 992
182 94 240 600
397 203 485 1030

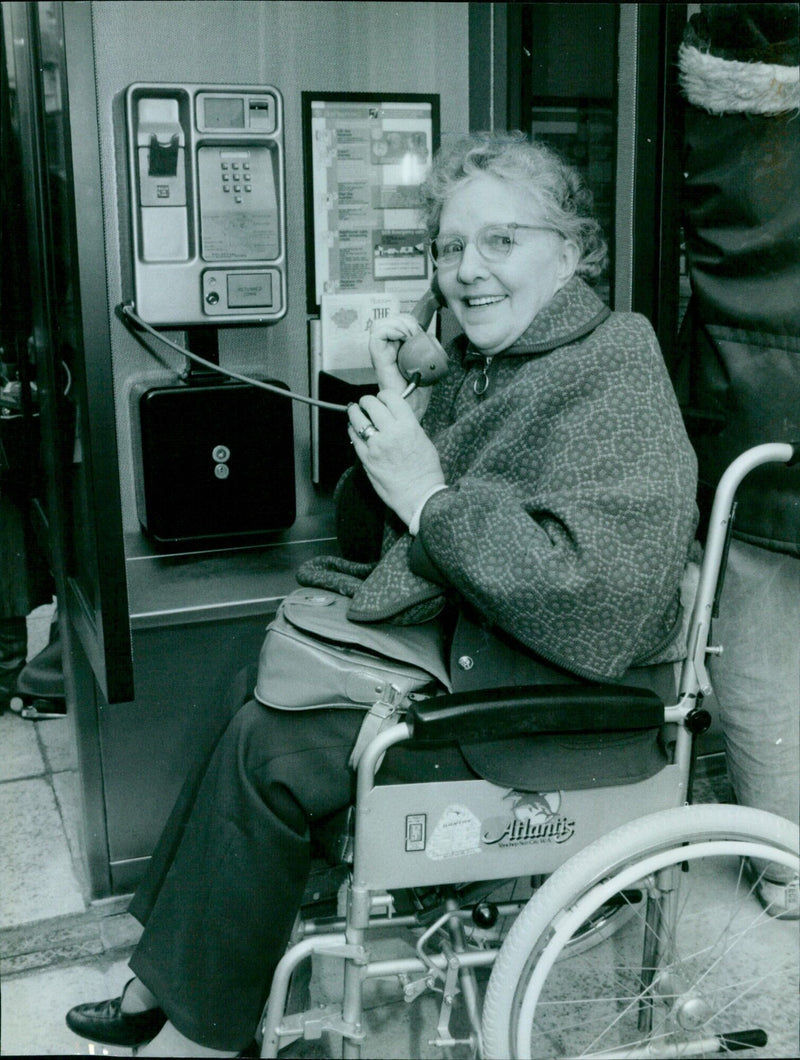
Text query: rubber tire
482 804 799 1060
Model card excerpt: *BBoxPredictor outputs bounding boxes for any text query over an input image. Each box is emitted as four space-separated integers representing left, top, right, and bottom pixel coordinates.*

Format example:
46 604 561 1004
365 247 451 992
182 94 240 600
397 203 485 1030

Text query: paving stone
0 956 132 1057
37 715 78 774
0 711 45 782
0 777 85 929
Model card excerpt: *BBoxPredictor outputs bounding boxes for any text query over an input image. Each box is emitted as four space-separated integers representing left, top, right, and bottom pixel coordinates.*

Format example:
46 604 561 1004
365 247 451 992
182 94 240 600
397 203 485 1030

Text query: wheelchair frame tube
681 442 795 697
354 721 414 881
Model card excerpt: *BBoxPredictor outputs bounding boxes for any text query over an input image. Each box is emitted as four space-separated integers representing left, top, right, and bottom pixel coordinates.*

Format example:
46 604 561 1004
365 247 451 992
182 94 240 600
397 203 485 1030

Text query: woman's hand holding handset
367 313 433 419
348 383 445 529
347 311 448 529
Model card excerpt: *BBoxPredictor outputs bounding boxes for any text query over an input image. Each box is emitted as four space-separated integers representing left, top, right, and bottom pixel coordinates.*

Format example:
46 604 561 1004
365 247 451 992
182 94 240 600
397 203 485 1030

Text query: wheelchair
260 444 799 1060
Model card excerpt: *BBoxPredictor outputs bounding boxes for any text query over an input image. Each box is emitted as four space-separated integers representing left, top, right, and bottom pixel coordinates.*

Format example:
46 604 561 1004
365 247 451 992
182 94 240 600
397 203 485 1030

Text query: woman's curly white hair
419 130 608 280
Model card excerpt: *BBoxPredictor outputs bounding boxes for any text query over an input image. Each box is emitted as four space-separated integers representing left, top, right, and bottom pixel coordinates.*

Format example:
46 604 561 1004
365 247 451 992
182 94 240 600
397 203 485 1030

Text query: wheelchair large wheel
482 805 799 1059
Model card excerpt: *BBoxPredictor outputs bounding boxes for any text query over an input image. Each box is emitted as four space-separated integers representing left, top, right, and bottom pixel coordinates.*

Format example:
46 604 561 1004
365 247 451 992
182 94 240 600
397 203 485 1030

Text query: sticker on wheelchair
405 814 427 852
404 791 576 861
423 804 483 860
481 790 575 848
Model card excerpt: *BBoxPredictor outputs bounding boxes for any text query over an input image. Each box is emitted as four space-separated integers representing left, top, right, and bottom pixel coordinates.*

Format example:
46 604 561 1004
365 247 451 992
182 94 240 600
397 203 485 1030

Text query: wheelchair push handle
686 441 797 698
703 442 796 562
717 441 797 487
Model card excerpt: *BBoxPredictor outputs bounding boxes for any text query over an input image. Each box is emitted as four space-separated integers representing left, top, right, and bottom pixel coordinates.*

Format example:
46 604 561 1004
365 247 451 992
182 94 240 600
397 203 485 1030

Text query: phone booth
5 0 689 901
4 0 463 900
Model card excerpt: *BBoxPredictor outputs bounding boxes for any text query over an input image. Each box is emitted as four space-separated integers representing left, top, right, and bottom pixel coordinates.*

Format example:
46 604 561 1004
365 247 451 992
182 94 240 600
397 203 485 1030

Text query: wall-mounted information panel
125 82 287 325
302 92 439 314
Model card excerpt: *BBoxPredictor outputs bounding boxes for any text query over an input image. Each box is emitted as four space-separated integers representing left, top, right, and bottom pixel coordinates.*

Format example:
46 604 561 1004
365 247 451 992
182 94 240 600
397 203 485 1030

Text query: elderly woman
67 132 697 1056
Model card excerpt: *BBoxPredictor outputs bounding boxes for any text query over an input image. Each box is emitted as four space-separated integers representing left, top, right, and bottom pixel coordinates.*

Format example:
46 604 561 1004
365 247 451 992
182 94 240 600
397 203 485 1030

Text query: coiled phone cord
121 303 419 412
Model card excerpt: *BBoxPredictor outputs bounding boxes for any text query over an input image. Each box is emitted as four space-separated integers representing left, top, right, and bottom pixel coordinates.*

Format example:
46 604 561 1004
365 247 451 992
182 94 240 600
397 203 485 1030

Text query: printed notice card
320 292 400 371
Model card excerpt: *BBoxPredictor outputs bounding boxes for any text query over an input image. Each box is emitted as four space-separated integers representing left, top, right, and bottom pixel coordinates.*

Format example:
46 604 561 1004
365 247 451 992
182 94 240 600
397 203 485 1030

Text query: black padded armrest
407 684 665 743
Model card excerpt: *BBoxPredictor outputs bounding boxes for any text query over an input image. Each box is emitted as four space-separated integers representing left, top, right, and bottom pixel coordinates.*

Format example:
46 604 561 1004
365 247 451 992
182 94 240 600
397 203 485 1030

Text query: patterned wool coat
299 277 698 683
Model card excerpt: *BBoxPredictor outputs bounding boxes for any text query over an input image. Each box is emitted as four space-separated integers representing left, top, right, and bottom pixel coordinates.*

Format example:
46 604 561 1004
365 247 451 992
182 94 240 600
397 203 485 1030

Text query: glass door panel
522 3 617 305
515 2 686 359
6 1 133 702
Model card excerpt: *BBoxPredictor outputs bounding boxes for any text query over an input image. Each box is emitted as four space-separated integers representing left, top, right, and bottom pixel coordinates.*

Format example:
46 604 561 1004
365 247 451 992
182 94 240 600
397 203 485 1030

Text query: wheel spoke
483 808 799 1060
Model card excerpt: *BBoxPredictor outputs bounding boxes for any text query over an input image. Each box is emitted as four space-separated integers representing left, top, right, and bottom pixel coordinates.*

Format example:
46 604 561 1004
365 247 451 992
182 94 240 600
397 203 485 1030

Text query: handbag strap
347 685 408 770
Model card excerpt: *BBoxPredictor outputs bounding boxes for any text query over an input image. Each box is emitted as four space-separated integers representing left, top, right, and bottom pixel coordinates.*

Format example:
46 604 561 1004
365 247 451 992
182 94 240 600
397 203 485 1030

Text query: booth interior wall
88 0 470 540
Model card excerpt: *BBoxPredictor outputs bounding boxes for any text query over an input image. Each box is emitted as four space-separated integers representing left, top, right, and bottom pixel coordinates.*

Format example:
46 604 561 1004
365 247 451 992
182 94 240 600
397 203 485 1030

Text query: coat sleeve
333 463 386 562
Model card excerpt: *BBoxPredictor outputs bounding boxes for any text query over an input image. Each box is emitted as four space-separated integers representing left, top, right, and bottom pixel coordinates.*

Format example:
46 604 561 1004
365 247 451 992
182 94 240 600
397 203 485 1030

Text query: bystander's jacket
675 2 800 556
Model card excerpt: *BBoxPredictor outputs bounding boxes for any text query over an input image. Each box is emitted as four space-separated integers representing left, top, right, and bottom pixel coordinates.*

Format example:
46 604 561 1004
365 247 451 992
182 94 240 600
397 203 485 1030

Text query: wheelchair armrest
407 684 664 743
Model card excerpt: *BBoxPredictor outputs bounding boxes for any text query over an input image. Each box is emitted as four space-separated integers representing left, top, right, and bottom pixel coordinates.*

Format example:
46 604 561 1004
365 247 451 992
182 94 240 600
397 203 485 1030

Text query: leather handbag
254 588 451 767
255 587 450 710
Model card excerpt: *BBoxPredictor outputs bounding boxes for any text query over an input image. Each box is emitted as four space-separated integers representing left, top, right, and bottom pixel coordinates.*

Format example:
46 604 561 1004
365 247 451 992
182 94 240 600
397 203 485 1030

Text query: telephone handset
397 274 449 387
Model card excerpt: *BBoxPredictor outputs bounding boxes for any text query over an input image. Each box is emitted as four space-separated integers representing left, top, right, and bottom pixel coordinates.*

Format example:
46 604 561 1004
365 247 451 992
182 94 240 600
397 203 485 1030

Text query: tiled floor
1 621 795 1058
1 606 141 1056
1 718 85 928
1 675 145 1056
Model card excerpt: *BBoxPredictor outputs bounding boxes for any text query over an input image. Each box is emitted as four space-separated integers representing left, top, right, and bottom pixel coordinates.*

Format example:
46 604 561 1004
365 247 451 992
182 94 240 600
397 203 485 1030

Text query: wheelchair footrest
277 1004 365 1045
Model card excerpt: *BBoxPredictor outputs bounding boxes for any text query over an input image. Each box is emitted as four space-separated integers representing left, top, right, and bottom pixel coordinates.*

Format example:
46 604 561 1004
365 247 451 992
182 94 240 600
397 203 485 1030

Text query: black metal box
134 378 295 546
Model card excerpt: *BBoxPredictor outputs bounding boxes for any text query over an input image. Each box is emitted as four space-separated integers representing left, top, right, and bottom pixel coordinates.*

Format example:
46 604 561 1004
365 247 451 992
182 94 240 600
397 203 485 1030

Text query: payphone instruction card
308 99 435 311
320 292 400 371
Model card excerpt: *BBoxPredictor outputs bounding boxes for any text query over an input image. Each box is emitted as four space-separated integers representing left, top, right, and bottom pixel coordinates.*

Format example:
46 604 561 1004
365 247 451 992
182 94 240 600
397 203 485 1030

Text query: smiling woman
338 132 695 685
432 175 578 355
66 132 698 1058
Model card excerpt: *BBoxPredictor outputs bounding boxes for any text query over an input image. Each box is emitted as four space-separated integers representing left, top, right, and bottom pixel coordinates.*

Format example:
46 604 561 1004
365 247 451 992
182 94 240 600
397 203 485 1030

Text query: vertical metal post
341 883 369 1059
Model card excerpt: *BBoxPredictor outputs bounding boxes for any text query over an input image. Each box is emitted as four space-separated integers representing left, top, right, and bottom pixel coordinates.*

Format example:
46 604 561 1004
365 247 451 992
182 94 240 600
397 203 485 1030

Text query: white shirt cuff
408 485 448 536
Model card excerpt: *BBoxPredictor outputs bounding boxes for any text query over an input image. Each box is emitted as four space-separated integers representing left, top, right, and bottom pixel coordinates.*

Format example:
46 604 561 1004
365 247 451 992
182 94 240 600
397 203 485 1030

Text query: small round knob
473 901 499 929
685 708 712 735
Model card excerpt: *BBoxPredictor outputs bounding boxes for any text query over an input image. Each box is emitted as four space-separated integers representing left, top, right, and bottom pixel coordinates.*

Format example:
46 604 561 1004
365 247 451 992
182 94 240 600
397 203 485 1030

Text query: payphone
122 84 446 543
124 83 294 547
125 82 287 325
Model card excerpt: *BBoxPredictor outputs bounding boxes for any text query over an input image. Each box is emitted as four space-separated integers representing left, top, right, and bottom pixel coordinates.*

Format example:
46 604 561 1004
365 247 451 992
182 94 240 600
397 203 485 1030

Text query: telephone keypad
215 161 252 198
198 144 279 261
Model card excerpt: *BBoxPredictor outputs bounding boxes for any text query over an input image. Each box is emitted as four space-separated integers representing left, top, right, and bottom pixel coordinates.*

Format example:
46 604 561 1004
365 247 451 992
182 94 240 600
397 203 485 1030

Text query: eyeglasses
430 223 559 267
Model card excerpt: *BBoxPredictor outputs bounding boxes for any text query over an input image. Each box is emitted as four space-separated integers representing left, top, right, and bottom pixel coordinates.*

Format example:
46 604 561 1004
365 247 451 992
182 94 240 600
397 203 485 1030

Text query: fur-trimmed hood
679 44 799 115
678 4 799 115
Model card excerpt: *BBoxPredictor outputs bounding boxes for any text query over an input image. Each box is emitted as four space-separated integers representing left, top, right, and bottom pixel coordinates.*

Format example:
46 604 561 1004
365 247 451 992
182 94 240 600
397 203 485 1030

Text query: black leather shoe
66 979 167 1047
